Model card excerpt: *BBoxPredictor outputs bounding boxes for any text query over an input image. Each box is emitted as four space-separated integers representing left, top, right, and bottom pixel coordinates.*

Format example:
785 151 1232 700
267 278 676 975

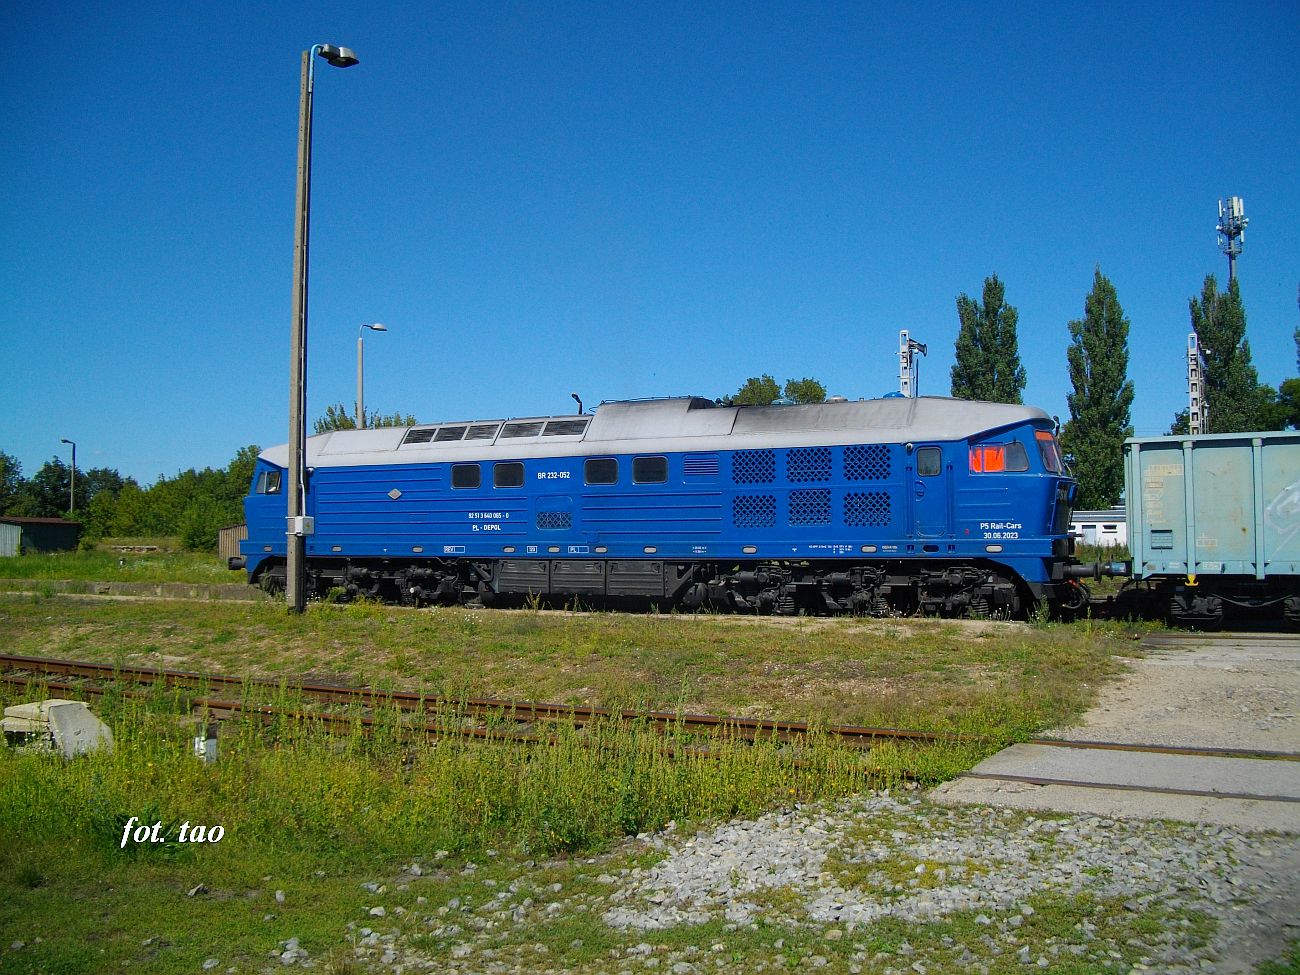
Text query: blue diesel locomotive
232 395 1091 616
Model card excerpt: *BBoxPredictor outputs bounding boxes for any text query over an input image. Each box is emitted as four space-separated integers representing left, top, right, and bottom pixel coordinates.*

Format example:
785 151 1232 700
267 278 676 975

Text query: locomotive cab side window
451 464 481 489
969 443 1029 473
916 447 942 477
584 458 618 485
633 456 668 484
493 462 524 488
256 471 282 494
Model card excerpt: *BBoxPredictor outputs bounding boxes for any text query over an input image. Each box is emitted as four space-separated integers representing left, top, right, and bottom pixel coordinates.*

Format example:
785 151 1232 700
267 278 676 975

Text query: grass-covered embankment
0 595 1154 973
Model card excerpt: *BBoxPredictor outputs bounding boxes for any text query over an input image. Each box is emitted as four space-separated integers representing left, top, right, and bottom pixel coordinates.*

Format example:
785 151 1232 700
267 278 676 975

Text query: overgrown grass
0 687 900 973
0 595 1151 736
0 549 230 583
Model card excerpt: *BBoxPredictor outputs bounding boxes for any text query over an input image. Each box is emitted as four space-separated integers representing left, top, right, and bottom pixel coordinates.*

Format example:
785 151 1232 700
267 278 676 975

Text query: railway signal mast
898 330 928 398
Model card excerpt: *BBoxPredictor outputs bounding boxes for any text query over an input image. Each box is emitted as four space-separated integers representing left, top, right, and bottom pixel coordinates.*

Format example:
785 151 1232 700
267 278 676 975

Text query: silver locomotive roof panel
260 396 1051 469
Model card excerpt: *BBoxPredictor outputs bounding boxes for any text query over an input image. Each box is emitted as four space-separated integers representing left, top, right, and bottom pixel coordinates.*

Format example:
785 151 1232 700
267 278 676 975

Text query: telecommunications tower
1217 196 1247 282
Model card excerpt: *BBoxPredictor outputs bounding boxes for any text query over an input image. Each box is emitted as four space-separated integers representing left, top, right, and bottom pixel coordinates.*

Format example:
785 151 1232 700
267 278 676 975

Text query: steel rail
0 653 965 747
957 772 1300 804
7 654 1297 763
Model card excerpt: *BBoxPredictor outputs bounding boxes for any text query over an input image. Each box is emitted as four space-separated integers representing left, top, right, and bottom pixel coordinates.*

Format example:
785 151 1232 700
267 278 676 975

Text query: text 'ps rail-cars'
232 395 1100 618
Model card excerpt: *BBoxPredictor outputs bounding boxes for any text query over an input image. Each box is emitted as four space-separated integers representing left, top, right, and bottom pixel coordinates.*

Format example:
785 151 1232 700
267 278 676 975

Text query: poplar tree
950 274 1026 403
1058 269 1134 508
1190 275 1266 433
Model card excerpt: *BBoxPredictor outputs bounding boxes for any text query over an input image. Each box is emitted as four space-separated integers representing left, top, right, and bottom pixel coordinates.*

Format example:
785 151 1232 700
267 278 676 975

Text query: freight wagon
1118 431 1300 628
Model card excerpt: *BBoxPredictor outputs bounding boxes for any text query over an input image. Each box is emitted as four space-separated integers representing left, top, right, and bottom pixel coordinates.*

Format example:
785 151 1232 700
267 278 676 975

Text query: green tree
16 458 73 517
313 403 417 434
782 377 827 404
1190 275 1265 433
1058 269 1134 508
0 452 22 514
950 274 1025 403
728 375 782 406
723 375 827 406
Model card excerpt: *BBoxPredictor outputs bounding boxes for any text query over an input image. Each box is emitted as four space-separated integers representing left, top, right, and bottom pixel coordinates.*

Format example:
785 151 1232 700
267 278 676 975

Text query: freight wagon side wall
1126 432 1300 581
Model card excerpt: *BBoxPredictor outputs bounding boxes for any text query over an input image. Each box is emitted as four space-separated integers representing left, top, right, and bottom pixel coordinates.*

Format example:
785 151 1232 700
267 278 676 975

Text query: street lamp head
61 438 74 445
317 44 359 68
364 322 387 332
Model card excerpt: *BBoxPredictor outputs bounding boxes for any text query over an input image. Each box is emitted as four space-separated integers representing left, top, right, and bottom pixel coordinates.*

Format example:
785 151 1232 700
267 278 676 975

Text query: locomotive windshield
1035 430 1064 474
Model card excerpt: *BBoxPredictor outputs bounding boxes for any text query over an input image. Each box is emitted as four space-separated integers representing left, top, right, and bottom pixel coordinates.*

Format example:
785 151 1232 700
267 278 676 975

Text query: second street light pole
60 438 76 514
356 322 387 429
287 42 359 614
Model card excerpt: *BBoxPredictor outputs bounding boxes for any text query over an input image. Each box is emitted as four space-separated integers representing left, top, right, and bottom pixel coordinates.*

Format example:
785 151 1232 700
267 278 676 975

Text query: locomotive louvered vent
683 453 720 477
435 426 467 442
464 423 499 440
732 495 776 529
786 447 832 482
844 444 890 481
732 449 775 484
501 421 544 438
536 511 573 530
543 418 589 436
844 491 891 528
789 489 832 526
402 427 437 445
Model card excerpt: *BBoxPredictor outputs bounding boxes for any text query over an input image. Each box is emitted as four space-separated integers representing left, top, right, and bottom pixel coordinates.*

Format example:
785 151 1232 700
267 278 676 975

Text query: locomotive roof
260 396 1052 469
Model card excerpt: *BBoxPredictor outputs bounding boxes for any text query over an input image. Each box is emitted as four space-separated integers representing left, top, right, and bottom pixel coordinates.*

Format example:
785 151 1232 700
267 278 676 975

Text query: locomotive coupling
1062 560 1130 580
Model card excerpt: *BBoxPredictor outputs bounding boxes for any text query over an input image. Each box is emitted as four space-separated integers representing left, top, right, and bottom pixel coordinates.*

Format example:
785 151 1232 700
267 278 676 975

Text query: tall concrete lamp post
60 438 76 514
287 42 359 614
356 322 387 429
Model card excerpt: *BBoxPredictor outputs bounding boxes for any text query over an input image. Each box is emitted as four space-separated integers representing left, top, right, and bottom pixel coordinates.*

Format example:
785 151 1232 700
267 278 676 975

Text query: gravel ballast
344 791 1300 974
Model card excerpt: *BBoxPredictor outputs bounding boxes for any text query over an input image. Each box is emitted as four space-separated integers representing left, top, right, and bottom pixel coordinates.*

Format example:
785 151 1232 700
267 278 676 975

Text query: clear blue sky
3 1 1297 485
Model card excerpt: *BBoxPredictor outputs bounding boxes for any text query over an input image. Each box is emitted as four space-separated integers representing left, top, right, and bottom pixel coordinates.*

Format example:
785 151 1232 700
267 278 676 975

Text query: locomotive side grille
732 494 776 528
789 489 831 526
543 418 590 436
732 449 775 484
844 444 890 480
844 491 891 527
536 511 573 531
785 447 832 482
401 427 437 445
683 453 720 477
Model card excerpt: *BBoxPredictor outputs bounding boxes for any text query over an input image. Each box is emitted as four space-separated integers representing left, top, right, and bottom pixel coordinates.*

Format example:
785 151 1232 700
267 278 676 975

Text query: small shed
0 523 20 558
217 524 248 562
1069 507 1128 548
0 517 82 554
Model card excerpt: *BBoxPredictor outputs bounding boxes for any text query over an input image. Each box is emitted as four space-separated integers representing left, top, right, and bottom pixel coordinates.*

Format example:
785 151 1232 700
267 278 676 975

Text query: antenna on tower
1216 196 1247 283
898 329 928 398
1187 332 1209 435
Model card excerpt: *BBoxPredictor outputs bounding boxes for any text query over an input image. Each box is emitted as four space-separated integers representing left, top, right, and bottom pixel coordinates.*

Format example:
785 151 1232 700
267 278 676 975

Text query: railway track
4 653 1298 766
0 653 961 749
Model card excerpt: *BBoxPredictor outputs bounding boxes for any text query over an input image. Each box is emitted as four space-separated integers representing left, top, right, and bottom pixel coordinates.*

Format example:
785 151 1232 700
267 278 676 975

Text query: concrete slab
46 701 114 757
932 632 1300 832
970 743 1300 800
